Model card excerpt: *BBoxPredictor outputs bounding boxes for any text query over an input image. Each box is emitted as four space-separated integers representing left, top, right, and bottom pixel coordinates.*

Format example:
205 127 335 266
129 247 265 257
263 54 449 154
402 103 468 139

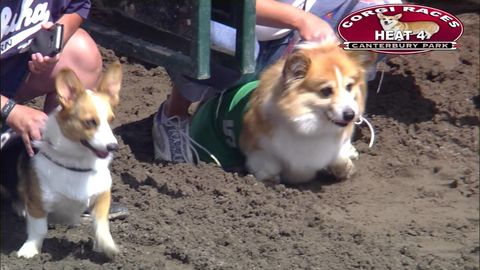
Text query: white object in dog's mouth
81 140 110 159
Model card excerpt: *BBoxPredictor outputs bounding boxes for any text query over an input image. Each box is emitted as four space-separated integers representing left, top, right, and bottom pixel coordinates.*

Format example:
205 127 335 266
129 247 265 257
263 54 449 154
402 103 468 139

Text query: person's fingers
330 34 340 43
41 22 55 29
36 112 48 132
312 30 337 43
29 127 43 142
29 61 43 74
40 112 48 122
22 133 34 157
39 117 48 132
29 54 57 73
45 56 58 68
41 56 55 70
28 61 40 74
35 53 44 64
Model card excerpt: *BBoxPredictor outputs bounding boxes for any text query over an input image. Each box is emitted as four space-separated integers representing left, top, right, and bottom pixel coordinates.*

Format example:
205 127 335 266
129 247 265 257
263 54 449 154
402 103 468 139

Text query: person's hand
5 104 48 157
296 13 337 42
28 22 61 74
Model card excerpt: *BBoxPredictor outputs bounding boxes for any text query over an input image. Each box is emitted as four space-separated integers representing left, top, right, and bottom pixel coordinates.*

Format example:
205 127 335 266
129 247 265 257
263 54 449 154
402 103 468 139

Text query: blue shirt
1 0 90 60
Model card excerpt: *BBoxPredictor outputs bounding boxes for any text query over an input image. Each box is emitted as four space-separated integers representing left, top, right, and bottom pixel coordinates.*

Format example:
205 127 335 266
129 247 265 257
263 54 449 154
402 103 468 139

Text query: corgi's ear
377 13 385 19
98 62 122 107
55 68 85 110
394 13 402 19
283 52 311 84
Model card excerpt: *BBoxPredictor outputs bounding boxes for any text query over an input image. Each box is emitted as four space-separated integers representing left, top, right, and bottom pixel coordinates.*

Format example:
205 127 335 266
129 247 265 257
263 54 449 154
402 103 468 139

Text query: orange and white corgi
240 42 372 184
15 62 122 258
377 13 440 39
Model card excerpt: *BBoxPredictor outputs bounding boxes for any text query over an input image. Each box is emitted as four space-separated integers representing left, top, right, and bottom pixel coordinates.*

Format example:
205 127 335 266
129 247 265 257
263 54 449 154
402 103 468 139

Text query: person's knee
59 28 102 88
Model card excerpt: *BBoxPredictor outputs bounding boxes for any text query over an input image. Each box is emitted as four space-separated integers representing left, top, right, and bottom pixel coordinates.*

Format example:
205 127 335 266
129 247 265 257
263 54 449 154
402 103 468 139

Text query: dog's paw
259 175 282 186
246 153 282 182
17 242 40 258
254 169 281 182
94 232 119 258
340 140 359 160
329 159 355 180
94 219 119 257
346 144 359 160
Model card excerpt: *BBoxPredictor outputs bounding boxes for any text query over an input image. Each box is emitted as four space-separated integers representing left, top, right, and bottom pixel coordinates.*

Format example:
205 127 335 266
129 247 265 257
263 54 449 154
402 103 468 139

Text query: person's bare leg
14 28 102 113
164 86 191 119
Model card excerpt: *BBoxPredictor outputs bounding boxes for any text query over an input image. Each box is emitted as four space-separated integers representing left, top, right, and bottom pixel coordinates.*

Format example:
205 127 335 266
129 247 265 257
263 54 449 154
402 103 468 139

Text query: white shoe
152 102 194 163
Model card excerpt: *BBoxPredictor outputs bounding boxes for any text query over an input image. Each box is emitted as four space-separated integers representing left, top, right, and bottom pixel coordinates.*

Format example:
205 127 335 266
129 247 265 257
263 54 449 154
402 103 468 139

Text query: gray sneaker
81 202 129 222
152 102 193 163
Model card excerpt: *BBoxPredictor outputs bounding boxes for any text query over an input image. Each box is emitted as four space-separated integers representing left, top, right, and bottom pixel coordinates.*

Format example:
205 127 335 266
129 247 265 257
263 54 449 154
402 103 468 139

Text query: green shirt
189 81 259 169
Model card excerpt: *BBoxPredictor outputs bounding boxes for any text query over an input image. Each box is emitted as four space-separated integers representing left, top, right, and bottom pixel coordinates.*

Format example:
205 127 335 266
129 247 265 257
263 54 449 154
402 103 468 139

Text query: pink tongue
80 140 110 159
95 150 110 159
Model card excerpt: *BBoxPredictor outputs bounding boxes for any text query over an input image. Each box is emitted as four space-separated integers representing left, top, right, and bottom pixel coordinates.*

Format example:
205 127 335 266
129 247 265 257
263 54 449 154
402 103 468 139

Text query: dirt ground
1 9 479 270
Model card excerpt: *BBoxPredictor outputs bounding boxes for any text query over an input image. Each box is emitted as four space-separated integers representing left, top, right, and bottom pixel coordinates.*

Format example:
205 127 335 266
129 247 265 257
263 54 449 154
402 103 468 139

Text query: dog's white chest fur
32 113 114 224
33 154 112 224
33 154 112 222
253 123 342 183
271 126 340 169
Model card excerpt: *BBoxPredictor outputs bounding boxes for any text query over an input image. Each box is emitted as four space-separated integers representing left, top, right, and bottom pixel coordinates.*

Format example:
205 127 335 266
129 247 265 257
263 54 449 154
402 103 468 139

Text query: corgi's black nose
343 109 355 122
106 143 119 152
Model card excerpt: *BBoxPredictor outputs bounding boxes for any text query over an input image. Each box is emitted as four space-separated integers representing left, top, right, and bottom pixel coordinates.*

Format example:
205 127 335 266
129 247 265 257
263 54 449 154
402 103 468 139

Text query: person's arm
256 0 307 29
57 12 84 44
1 95 48 157
28 12 85 74
1 95 8 109
256 0 336 41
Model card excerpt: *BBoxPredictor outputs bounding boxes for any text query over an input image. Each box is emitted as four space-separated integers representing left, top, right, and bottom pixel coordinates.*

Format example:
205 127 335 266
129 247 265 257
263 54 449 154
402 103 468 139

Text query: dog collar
39 152 95 172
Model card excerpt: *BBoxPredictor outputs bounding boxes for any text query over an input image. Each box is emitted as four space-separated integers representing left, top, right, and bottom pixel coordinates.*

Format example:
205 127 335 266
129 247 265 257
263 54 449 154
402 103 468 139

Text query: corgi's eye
320 87 333 97
83 119 98 129
346 83 353 92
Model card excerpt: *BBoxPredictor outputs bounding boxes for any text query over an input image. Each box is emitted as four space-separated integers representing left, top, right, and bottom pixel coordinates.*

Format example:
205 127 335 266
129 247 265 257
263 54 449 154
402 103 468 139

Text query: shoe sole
81 209 130 223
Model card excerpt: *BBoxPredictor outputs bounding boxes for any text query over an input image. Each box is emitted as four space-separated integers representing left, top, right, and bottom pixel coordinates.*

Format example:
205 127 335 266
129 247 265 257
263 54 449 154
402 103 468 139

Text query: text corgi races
340 6 461 29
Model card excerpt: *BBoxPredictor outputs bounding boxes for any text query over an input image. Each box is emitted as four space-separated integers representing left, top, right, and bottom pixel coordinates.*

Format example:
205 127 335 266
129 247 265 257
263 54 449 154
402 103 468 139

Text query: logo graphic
338 4 464 54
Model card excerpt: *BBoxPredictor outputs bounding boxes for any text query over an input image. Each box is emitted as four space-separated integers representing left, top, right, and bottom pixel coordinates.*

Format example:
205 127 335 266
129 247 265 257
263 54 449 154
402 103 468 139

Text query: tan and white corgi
377 13 440 39
15 62 122 258
239 42 372 184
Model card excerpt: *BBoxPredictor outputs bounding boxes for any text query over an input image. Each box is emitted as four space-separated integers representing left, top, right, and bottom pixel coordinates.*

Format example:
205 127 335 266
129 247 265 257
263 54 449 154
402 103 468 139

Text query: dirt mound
1 13 479 270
